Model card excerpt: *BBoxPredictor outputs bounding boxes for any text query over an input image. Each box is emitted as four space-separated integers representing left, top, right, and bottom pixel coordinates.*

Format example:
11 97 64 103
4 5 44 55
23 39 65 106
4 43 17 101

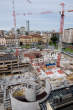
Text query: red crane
57 3 73 67
12 0 16 29
12 0 19 53
12 0 32 28
57 3 65 67
60 3 65 34
58 3 65 52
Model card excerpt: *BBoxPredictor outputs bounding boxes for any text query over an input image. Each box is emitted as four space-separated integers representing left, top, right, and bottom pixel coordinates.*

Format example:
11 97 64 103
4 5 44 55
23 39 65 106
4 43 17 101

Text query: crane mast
58 3 65 52
12 0 19 48
12 0 16 29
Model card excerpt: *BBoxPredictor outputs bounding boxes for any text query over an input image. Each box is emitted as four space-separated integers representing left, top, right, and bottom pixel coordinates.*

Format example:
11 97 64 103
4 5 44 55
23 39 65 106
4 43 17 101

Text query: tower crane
57 3 64 67
58 3 65 52
12 0 32 28
12 0 19 57
12 0 16 30
57 3 73 67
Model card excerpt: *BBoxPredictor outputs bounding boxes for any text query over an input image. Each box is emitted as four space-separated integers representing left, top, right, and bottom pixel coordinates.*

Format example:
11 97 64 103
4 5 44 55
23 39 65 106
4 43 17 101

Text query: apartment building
62 28 73 44
19 34 42 45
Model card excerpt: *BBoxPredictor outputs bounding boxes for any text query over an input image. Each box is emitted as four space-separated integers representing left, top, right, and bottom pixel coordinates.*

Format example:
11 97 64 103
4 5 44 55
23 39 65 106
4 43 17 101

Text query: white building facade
62 28 73 43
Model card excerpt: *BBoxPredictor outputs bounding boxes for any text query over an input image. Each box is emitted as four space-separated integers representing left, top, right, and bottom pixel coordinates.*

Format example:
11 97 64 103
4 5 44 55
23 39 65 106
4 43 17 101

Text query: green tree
51 33 59 46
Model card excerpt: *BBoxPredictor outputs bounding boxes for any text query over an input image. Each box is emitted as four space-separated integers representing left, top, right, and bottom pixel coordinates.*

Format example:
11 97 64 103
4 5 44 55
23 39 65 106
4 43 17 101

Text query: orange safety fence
46 71 53 75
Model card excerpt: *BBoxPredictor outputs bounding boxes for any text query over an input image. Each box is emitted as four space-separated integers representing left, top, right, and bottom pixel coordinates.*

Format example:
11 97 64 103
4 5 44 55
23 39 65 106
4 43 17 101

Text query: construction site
0 48 73 110
0 0 73 110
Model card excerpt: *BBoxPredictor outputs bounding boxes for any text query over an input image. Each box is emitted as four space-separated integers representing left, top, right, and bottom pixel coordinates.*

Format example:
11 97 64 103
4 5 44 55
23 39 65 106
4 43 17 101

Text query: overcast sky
0 0 73 31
